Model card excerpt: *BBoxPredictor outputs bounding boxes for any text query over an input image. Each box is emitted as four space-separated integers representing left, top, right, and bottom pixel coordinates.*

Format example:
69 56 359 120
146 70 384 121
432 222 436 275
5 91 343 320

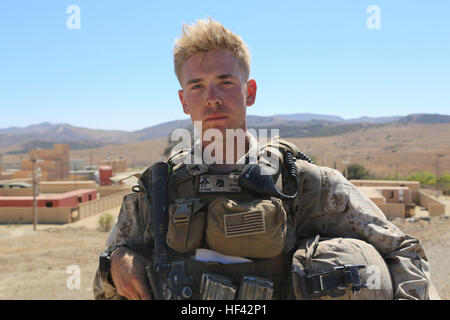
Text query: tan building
12 144 70 181
99 158 127 175
351 179 445 219
351 180 420 202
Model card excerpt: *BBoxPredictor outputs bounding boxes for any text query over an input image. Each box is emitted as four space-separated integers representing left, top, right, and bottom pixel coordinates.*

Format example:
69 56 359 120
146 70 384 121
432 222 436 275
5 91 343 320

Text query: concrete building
12 144 70 181
0 189 97 208
351 179 445 219
70 159 86 171
99 165 113 186
0 179 33 190
99 158 127 175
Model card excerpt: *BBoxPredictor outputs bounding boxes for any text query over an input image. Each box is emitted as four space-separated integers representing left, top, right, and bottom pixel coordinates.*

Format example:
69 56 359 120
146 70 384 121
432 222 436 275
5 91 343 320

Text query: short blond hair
173 17 251 85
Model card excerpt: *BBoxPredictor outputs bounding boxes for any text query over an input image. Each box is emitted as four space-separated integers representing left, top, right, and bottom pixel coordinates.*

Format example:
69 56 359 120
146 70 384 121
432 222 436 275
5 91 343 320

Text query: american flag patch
223 211 265 237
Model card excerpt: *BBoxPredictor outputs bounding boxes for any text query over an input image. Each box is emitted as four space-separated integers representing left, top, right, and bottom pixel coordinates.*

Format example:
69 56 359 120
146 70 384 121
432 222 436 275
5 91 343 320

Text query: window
88 194 92 201
46 202 53 208
78 197 82 203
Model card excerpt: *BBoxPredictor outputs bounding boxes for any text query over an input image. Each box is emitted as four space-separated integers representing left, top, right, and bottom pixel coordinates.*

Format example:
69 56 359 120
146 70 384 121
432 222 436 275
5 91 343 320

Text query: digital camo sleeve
93 191 153 300
295 162 431 300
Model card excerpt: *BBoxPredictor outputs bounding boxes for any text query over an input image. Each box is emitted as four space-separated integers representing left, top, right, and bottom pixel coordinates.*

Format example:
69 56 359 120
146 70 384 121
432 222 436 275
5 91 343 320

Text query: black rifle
144 162 192 300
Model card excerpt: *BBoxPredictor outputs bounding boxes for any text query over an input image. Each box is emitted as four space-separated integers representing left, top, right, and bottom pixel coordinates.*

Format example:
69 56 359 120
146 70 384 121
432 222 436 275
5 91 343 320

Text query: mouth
204 115 228 122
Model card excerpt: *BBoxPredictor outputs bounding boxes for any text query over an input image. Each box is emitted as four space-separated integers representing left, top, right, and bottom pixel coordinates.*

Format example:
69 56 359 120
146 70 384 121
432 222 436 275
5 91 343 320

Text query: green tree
437 173 450 195
437 173 450 186
347 163 370 180
406 171 436 186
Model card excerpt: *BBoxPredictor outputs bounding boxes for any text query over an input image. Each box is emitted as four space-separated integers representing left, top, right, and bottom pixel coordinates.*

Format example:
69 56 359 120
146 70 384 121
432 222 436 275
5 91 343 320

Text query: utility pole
395 161 399 182
342 156 350 178
31 158 41 232
436 154 444 196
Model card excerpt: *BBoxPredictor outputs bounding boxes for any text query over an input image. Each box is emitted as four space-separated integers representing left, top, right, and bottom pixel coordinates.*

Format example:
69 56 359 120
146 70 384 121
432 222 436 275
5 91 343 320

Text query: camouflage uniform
93 136 432 300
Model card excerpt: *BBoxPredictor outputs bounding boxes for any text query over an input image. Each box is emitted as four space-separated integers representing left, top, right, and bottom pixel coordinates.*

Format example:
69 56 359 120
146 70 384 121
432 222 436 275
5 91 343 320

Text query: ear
178 89 190 114
245 79 257 107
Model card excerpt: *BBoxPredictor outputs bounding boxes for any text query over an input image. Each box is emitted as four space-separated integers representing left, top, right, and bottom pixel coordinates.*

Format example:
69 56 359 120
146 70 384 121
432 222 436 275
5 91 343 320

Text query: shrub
347 164 370 180
406 171 436 186
437 173 450 187
98 213 114 232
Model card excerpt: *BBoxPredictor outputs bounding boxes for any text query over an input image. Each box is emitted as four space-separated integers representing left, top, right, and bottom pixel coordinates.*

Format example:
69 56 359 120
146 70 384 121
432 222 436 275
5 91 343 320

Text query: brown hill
2 123 449 178
72 122 450 178
289 122 450 177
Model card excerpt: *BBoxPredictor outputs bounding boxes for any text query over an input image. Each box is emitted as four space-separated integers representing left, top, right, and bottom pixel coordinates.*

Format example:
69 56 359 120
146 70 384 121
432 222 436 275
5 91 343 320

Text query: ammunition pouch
200 273 274 300
166 198 206 253
172 252 289 300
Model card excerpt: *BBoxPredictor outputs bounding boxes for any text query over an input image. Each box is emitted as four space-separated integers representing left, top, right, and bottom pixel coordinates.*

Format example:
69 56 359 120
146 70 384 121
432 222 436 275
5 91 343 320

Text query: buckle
173 200 192 224
305 264 367 297
173 199 204 225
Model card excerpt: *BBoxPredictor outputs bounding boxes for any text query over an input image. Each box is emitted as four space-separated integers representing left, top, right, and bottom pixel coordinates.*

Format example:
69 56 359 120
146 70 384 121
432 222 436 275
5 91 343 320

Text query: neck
201 131 250 165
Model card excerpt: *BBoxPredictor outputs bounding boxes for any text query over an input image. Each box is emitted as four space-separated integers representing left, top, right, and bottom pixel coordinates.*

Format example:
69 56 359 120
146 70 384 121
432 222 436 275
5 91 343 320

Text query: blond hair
173 17 251 84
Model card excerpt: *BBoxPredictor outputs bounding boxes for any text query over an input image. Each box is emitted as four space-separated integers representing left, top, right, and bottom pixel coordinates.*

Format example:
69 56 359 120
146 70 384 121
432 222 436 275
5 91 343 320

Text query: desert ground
0 193 449 300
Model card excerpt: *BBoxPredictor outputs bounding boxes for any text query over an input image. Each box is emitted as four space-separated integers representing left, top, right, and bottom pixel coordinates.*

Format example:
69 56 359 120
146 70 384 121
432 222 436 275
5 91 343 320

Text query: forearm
93 191 153 299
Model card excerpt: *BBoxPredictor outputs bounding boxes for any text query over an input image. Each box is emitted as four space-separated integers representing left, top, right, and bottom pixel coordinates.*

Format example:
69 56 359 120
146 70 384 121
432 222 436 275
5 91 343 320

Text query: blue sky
0 1 449 131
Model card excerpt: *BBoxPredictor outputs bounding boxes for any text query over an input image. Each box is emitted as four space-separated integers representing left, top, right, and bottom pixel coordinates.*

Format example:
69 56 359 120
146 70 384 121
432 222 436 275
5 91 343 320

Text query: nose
205 84 222 107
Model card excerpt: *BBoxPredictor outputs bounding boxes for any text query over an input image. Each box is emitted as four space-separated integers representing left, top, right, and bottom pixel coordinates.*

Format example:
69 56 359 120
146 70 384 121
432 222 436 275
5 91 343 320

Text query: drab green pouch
166 198 206 253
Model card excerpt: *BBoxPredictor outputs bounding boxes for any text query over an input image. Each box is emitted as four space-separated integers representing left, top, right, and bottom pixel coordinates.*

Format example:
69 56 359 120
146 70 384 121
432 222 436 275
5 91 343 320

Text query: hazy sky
1 1 449 131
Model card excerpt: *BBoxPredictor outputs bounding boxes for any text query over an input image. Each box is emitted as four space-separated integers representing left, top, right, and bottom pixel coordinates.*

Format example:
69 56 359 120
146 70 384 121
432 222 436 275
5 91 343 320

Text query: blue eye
191 84 203 89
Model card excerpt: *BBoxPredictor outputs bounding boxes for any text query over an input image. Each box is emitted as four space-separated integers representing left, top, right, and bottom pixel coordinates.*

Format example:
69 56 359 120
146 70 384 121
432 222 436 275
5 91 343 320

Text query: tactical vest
141 138 312 300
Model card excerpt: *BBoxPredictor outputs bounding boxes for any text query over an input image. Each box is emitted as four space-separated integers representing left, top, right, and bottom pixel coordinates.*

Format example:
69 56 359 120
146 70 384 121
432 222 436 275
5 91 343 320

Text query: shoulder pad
261 138 314 164
167 148 191 168
262 138 301 157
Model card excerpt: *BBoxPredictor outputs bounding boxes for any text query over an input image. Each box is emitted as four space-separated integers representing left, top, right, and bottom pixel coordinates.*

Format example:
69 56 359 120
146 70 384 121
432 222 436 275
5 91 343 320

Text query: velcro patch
224 211 265 237
199 174 241 193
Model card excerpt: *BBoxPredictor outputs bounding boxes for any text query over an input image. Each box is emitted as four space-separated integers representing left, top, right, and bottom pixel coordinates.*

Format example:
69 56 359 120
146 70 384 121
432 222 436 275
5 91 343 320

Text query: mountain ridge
1 113 448 154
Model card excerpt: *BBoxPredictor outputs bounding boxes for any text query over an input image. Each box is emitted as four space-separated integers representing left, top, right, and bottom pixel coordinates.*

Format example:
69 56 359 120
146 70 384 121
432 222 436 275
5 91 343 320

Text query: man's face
178 49 256 136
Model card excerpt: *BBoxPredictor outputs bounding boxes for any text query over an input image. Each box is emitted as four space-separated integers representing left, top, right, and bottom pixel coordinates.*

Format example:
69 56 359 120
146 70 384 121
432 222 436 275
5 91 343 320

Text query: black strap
304 264 367 298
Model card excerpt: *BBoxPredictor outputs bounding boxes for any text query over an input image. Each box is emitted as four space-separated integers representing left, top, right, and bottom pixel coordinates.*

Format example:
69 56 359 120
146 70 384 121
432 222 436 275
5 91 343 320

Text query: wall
77 190 129 220
13 144 70 181
0 207 73 224
1 189 34 196
0 191 128 224
379 188 411 204
418 192 446 216
0 189 98 208
377 203 406 219
40 181 96 193
97 185 130 197
350 180 420 203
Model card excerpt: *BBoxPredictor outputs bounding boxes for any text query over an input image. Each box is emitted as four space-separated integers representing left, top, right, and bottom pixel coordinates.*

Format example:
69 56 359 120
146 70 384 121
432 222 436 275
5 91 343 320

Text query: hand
110 247 153 300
